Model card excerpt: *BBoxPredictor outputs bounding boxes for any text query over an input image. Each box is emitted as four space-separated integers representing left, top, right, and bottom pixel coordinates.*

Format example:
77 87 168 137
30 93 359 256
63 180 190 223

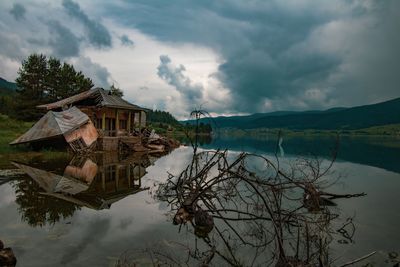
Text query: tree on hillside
109 84 124 97
14 54 93 120
147 110 180 125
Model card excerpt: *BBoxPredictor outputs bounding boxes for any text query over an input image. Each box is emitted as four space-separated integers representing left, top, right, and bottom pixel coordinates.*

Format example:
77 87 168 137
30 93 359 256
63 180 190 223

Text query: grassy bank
215 124 400 138
0 114 33 153
148 123 212 137
0 114 70 169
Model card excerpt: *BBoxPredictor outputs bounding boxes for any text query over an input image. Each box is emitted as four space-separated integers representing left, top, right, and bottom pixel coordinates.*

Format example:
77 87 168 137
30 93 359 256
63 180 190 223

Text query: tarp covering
10 106 89 145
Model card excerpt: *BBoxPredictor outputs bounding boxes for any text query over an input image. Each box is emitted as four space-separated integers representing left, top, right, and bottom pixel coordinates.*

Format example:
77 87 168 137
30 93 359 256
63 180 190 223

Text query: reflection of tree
13 177 80 227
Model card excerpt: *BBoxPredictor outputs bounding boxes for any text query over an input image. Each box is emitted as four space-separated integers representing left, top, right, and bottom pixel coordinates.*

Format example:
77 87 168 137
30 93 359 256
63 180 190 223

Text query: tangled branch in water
118 110 369 267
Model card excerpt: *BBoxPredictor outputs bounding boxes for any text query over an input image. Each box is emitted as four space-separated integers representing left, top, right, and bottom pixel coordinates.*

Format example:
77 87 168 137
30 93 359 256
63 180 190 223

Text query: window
105 118 116 136
96 118 102 129
119 119 127 130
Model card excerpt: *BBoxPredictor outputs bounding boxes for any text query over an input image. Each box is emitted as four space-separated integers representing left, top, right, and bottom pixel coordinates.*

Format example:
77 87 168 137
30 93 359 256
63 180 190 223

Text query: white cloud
83 22 224 118
0 0 398 118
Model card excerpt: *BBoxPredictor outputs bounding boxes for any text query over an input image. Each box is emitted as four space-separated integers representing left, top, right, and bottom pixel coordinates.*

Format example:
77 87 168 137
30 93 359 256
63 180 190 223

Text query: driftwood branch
338 251 376 267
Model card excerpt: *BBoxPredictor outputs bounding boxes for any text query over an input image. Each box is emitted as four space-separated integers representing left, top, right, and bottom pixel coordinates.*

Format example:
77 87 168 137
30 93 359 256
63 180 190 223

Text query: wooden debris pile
119 128 180 154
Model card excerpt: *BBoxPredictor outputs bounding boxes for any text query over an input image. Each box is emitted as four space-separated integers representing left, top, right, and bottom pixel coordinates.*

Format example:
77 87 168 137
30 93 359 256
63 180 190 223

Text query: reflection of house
37 87 148 137
12 153 154 210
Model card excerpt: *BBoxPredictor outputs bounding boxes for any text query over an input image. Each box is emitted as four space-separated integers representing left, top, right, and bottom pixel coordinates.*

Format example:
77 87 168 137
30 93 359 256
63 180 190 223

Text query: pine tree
109 84 124 97
46 57 62 102
15 54 48 120
14 54 94 120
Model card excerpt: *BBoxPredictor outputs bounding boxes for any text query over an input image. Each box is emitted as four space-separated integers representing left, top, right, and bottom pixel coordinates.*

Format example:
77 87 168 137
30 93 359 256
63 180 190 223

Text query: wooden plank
127 111 131 134
127 165 131 188
102 112 106 131
116 109 119 132
115 167 119 190
101 172 106 191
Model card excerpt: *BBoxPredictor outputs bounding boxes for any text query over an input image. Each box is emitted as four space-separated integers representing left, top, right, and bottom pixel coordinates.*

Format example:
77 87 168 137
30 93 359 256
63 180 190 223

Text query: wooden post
138 111 142 128
101 172 105 191
127 164 131 188
102 112 106 131
127 111 131 134
116 109 119 133
115 167 119 190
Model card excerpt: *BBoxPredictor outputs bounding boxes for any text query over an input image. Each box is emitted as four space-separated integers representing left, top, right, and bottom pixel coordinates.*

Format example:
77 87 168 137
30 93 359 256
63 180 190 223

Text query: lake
0 134 399 266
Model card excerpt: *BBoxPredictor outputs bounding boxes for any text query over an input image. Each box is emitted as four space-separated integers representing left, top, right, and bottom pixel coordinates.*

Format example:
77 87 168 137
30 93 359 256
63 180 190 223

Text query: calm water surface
0 135 399 266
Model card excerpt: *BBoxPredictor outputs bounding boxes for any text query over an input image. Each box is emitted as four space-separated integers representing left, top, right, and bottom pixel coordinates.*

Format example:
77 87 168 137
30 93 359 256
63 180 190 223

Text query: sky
0 0 399 119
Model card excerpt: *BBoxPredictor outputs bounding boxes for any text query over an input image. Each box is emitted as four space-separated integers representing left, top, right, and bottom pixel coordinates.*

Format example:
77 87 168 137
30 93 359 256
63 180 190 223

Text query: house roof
10 106 89 145
37 87 148 111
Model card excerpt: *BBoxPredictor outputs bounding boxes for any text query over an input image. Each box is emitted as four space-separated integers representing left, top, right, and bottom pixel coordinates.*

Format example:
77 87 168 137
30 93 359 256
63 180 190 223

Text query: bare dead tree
118 113 370 267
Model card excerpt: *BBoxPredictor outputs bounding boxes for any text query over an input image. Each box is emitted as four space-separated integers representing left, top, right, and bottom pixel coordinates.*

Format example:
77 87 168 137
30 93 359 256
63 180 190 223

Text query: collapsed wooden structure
10 106 98 152
10 87 179 153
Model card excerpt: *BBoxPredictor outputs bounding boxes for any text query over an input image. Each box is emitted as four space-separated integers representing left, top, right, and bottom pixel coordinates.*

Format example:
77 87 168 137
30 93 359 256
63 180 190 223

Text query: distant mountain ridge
0 77 18 97
0 77 17 91
182 98 400 130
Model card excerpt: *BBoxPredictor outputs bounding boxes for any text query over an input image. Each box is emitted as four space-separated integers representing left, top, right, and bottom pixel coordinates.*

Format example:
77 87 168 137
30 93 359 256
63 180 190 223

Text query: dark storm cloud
47 20 80 58
9 3 26 21
104 0 400 112
62 0 111 48
119 34 134 47
157 55 203 105
74 57 112 88
0 31 25 60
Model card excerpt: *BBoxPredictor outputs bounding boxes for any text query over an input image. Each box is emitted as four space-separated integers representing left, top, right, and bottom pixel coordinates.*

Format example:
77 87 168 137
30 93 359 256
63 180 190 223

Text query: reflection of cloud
119 217 133 230
60 218 111 265
10 3 26 21
119 34 134 47
0 184 16 207
62 0 112 48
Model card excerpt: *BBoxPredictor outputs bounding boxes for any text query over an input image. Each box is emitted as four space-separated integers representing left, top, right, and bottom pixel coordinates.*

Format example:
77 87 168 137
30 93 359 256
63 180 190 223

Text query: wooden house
37 87 148 137
11 87 179 153
11 88 153 152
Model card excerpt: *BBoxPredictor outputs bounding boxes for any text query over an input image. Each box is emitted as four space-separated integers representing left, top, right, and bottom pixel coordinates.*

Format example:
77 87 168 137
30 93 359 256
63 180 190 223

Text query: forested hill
0 77 17 115
182 97 400 130
147 110 180 126
0 77 17 95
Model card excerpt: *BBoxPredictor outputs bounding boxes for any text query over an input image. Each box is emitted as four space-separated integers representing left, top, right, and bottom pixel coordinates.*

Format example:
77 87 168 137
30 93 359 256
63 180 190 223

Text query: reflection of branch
338 251 376 267
337 217 356 243
147 115 369 266
321 192 366 199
